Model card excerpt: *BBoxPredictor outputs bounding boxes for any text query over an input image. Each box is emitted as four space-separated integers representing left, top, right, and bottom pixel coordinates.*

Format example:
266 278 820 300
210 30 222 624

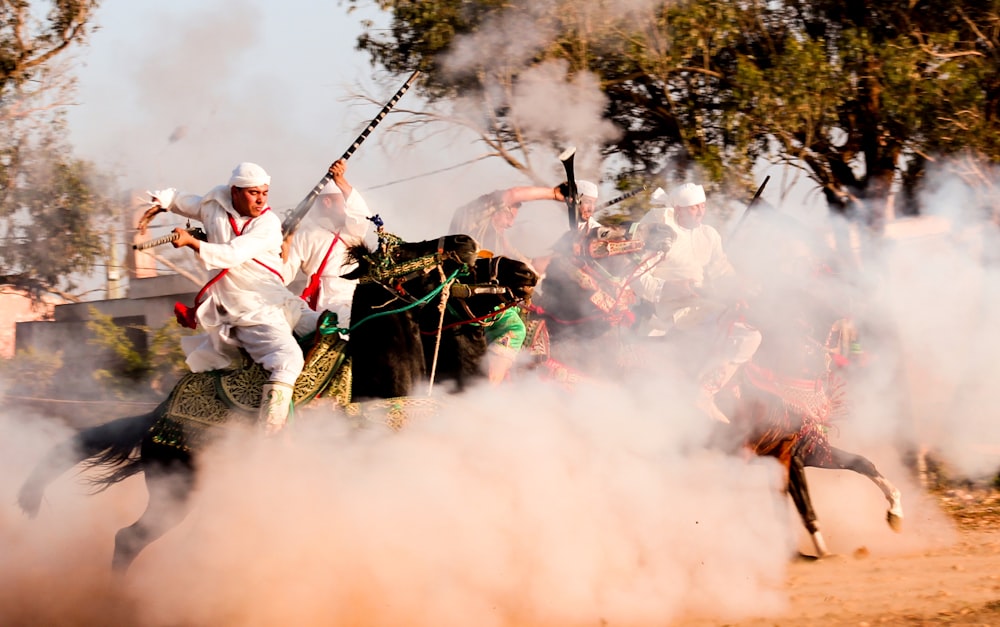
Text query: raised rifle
280 70 421 237
559 147 579 230
598 186 648 211
732 175 771 233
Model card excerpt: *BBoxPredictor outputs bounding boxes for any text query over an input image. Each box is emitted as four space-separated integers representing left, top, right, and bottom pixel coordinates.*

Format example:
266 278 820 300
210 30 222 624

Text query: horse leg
786 449 831 558
803 445 903 532
112 447 195 573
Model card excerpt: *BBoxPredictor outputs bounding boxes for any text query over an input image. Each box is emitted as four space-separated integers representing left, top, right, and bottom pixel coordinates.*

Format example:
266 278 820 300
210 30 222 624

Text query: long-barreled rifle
732 175 771 233
559 147 579 230
132 226 206 250
598 186 648 211
280 69 421 237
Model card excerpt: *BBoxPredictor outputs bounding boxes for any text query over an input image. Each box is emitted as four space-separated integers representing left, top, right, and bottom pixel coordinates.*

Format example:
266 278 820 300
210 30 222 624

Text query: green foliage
0 1 100 93
86 306 191 396
0 1 111 299
350 0 1000 215
0 130 112 295
0 346 64 397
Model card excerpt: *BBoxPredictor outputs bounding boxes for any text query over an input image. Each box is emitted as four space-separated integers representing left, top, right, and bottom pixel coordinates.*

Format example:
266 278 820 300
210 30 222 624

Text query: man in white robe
282 158 371 329
137 162 320 434
635 182 761 423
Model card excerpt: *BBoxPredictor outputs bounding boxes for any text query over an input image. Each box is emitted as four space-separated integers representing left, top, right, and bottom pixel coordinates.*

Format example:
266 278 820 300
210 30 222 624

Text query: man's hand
329 159 353 197
171 227 201 251
281 233 293 262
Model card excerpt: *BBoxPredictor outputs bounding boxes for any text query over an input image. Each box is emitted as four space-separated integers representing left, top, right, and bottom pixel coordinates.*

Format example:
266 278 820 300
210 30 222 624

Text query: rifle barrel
133 232 180 250
281 70 421 236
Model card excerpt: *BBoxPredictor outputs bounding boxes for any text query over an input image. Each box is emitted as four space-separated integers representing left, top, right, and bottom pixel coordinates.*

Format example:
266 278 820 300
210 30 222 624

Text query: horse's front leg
113 446 195 574
787 450 832 558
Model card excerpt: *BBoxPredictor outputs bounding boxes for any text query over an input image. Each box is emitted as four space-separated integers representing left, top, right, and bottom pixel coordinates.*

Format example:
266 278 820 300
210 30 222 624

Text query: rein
419 299 524 335
344 267 465 334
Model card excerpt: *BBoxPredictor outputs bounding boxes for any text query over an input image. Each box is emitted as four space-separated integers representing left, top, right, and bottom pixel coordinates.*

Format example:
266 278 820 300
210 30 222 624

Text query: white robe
169 185 318 382
283 189 371 328
635 207 734 331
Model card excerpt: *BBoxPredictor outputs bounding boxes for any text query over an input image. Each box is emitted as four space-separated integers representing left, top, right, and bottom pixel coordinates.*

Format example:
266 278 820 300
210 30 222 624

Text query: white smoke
7 0 990 624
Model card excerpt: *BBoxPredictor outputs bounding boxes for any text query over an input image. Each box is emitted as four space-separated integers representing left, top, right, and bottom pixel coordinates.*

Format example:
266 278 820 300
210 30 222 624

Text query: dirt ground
680 488 1000 627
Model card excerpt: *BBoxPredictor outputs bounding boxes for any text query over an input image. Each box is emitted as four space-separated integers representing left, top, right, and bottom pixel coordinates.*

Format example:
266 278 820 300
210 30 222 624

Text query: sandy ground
680 489 1000 627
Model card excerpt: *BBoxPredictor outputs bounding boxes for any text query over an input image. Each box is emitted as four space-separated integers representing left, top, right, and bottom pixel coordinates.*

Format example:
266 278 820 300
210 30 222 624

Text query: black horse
418 254 538 392
17 231 480 573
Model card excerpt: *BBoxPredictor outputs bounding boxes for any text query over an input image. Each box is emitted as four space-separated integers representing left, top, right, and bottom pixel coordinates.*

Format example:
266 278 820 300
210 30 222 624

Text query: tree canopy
350 0 1000 220
0 0 110 299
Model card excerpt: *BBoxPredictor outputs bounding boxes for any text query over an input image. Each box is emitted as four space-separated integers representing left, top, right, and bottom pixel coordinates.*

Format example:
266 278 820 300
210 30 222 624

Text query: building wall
0 291 56 359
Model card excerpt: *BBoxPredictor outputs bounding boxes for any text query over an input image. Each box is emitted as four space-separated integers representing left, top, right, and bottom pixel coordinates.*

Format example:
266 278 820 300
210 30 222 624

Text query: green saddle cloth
151 317 350 451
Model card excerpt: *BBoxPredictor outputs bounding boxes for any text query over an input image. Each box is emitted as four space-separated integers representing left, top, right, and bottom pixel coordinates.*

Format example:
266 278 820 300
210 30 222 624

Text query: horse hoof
796 551 839 562
887 511 903 532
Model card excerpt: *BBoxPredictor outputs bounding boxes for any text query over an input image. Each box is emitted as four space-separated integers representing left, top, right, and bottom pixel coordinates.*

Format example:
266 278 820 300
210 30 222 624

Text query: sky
2 1 999 624
65 0 579 256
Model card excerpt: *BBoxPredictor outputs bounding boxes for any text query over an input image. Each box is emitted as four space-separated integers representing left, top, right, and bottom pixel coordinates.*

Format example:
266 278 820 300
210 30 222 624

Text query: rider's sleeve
634 252 666 302
484 308 526 352
343 189 372 240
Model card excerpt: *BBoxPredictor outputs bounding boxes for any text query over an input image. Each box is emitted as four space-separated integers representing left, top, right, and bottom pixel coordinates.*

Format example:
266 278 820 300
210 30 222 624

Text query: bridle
358 230 472 306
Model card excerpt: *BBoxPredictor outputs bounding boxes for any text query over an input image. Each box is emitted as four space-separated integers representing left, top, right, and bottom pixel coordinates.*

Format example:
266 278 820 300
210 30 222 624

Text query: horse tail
17 401 166 517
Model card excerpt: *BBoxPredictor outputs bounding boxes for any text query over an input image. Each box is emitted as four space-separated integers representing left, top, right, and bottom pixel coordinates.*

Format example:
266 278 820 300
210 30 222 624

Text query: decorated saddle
151 313 351 451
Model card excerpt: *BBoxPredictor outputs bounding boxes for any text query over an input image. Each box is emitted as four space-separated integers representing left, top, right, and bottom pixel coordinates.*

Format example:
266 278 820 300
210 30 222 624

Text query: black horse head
418 254 539 392
344 231 480 400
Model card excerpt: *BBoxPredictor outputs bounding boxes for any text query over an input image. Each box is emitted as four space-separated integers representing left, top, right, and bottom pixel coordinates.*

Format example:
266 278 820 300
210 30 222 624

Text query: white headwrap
318 179 343 196
671 182 706 207
228 162 271 188
576 180 599 200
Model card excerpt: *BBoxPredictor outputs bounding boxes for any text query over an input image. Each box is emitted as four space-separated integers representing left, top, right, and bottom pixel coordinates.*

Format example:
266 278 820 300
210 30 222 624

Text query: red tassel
174 302 198 329
300 274 322 311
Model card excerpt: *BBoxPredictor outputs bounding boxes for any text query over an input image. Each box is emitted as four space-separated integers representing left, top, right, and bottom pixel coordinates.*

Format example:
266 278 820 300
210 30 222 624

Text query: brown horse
717 313 904 558
537 221 903 557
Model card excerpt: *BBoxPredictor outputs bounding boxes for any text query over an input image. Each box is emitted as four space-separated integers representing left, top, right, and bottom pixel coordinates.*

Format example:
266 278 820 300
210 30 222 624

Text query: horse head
344 231 480 399
414 253 538 392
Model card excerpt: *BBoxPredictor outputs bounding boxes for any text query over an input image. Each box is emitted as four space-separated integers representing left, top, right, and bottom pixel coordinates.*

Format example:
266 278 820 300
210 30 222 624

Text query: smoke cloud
8 0 994 624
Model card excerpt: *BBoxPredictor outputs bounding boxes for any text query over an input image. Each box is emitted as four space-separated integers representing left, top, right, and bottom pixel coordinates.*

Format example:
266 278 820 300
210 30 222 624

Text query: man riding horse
633 182 762 423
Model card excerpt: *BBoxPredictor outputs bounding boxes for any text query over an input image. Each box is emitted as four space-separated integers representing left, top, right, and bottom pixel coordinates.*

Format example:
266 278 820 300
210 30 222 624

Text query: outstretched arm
502 185 566 206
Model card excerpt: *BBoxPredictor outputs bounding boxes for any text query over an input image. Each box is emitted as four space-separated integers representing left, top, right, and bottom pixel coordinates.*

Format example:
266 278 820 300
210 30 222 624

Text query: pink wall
0 291 55 358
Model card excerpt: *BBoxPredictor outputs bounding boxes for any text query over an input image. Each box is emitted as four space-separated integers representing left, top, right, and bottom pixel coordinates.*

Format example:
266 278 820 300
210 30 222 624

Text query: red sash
174 208 283 329
299 232 341 311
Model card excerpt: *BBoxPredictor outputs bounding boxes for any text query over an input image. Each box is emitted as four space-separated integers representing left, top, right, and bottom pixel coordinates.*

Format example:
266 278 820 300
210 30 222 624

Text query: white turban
318 179 342 196
228 162 271 188
672 182 706 207
576 180 599 199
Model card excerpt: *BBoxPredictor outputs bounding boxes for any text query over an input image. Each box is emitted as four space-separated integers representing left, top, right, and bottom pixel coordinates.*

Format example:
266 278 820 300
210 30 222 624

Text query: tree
0 0 108 300
349 0 1000 222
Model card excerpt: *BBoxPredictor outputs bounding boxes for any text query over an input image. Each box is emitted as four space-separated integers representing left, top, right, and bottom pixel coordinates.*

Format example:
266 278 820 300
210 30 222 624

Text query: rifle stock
281 70 421 237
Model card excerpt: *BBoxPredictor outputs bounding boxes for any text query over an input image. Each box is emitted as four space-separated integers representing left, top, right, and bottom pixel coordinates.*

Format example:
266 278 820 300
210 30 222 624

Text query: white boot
260 382 293 435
